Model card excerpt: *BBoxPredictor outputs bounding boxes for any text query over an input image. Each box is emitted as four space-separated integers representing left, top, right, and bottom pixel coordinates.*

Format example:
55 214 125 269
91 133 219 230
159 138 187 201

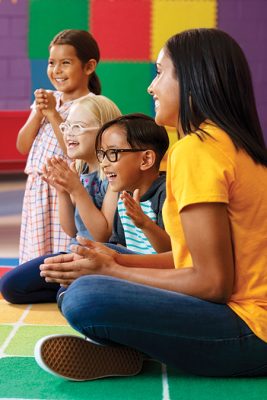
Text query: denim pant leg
56 245 135 312
61 275 267 377
0 253 62 303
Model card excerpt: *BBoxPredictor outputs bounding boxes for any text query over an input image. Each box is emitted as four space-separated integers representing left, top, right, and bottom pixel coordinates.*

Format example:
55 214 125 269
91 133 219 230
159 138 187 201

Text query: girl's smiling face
63 103 99 164
47 44 92 101
99 125 146 193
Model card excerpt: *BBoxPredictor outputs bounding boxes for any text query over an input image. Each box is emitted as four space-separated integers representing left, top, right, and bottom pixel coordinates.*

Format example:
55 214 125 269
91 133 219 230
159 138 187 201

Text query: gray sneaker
34 334 143 381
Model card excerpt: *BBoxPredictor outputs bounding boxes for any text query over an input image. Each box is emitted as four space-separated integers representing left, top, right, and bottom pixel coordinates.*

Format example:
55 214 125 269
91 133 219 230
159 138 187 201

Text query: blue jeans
60 275 267 377
0 244 134 304
0 253 62 303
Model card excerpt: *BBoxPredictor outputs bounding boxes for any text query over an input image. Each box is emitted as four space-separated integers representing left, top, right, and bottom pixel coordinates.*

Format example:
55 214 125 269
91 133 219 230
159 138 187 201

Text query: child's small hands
34 89 48 113
42 158 66 193
120 189 150 229
34 89 56 117
45 157 81 195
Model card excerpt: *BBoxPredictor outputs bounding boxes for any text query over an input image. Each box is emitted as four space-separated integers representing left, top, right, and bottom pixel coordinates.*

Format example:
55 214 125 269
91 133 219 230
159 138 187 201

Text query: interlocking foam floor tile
0 300 28 323
151 0 217 60
0 267 12 278
0 258 18 266
5 325 78 356
98 61 152 115
0 325 13 347
90 0 151 60
167 366 267 400
160 128 179 171
30 59 54 101
167 127 179 148
0 358 163 400
29 0 88 58
24 303 68 325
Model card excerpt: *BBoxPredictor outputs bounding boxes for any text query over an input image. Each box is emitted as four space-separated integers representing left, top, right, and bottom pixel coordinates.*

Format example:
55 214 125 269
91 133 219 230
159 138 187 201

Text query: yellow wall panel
160 127 178 171
151 0 217 60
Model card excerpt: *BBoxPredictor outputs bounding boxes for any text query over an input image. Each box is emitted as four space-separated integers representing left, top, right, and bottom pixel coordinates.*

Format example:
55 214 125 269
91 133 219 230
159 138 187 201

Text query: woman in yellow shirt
34 28 267 380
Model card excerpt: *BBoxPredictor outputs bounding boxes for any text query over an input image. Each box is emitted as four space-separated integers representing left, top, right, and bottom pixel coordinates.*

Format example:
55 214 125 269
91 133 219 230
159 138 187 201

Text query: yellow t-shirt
163 123 267 341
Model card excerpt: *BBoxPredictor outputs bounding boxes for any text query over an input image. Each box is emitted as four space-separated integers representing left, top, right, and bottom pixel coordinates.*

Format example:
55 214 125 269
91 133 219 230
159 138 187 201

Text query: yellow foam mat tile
0 300 67 325
24 303 68 325
0 300 28 323
151 0 217 60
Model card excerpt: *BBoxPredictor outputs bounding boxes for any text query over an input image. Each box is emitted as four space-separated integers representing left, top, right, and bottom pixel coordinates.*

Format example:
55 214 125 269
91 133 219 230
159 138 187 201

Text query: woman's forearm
115 251 175 269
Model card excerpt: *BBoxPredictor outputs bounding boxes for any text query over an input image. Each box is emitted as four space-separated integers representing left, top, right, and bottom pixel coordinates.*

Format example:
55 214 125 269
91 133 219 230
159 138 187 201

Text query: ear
84 59 97 76
140 150 156 171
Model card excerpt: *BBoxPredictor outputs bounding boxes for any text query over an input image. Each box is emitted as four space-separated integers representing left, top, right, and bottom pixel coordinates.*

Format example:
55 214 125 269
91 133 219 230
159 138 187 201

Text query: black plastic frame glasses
96 148 147 163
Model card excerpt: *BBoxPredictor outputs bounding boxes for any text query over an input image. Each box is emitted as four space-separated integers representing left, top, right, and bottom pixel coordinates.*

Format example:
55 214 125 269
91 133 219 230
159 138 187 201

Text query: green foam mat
0 358 162 400
167 366 267 400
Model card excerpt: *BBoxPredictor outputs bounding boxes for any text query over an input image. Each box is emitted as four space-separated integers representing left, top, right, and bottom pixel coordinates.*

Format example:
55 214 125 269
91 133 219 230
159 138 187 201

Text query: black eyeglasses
96 148 147 163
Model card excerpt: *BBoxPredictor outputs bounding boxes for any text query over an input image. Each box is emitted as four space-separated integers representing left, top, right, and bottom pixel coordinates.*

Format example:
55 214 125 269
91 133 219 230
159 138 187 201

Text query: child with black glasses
96 113 171 255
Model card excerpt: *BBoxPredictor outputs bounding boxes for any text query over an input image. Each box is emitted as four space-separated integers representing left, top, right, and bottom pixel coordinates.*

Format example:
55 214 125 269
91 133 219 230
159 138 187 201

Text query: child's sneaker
34 334 143 381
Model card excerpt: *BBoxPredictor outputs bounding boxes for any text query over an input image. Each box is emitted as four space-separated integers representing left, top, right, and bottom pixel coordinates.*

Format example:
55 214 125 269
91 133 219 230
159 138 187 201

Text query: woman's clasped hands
39 237 117 287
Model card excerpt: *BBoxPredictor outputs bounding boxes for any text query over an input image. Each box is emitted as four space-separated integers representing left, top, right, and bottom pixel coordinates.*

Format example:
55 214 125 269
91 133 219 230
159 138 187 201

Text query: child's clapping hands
120 189 152 229
42 156 81 195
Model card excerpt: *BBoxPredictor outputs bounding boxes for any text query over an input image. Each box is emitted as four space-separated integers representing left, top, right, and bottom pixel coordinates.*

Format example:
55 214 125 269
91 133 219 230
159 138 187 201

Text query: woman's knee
61 275 124 328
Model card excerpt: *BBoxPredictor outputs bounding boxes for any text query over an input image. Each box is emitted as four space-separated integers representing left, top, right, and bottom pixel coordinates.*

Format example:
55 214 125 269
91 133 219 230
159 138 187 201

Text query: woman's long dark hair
49 29 101 95
166 28 267 166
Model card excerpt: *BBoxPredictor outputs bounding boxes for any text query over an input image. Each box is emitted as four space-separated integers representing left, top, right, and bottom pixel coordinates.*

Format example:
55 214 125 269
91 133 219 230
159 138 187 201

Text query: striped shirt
117 198 157 254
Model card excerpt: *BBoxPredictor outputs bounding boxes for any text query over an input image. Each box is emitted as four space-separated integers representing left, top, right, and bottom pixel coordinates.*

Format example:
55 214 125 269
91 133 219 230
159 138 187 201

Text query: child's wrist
33 110 45 124
69 183 85 198
46 109 59 121
140 215 154 230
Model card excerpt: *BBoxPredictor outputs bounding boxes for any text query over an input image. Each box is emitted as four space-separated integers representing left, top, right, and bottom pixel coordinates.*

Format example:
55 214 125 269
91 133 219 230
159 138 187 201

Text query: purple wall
0 0 30 109
218 0 267 143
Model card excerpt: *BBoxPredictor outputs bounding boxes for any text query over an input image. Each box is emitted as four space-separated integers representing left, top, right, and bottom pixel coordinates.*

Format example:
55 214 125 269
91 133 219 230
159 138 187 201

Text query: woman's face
148 48 180 128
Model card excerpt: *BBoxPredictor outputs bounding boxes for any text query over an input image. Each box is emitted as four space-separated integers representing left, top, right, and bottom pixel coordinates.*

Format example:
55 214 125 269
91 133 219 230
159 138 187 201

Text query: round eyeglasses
96 148 147 163
59 122 99 136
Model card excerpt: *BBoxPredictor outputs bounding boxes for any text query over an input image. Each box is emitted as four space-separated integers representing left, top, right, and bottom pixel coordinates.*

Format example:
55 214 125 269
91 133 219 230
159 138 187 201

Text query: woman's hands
40 237 117 287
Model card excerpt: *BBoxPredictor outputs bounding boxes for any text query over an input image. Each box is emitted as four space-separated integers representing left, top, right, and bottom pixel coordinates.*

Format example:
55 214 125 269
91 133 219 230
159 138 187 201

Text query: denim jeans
0 244 134 304
0 253 62 303
61 275 267 377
